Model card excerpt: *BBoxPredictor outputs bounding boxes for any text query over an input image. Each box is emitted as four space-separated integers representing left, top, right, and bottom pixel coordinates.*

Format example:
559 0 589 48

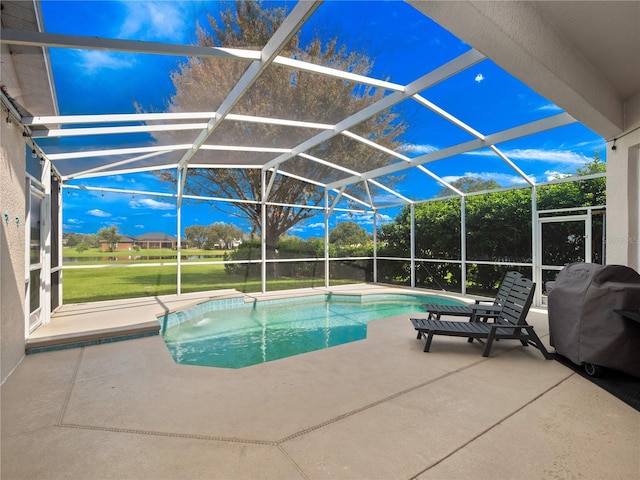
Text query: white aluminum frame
0 3 606 305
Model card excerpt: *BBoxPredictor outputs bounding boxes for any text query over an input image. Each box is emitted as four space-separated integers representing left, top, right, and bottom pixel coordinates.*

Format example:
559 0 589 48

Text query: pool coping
157 290 468 332
25 321 161 354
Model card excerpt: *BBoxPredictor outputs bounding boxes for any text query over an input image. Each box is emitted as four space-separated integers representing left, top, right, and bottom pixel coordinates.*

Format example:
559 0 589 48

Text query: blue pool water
160 293 463 368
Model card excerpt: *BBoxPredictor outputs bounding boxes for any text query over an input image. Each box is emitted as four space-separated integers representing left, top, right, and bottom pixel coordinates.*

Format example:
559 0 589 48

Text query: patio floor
2 285 639 479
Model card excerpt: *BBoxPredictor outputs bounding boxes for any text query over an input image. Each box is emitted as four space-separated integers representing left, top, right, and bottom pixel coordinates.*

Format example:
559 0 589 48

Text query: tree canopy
185 222 244 249
329 221 370 246
149 0 406 251
96 226 121 252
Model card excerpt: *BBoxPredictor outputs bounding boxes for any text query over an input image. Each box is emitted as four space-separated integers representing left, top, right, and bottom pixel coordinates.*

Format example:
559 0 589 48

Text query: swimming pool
159 293 464 368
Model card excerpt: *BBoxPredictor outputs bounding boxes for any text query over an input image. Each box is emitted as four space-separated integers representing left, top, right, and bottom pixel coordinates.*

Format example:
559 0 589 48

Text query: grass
62 263 358 304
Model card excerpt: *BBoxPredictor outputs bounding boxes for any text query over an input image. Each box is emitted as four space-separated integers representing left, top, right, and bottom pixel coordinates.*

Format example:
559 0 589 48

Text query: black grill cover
548 262 640 377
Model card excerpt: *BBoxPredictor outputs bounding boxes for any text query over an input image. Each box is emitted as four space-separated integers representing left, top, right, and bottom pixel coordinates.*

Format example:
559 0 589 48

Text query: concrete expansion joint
277 445 310 480
408 372 575 480
50 340 555 454
57 346 84 426
57 423 278 446
275 357 489 445
52 349 488 450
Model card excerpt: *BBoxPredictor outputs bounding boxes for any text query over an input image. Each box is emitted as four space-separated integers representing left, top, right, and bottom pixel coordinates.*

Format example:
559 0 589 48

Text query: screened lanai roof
2 0 636 214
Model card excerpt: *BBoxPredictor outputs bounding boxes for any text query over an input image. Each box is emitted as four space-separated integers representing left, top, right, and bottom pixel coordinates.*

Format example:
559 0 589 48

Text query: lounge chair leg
527 332 554 359
424 332 434 352
482 331 497 357
416 331 423 340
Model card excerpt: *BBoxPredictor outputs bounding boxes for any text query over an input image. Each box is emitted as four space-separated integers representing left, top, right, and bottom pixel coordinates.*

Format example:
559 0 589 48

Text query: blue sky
40 0 605 239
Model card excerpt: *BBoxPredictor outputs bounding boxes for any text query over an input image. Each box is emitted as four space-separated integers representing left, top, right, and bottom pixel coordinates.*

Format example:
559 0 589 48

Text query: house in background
100 235 136 252
134 232 186 250
99 233 186 251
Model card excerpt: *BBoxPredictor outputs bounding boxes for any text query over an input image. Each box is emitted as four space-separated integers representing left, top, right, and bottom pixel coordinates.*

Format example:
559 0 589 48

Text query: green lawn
62 263 355 304
62 247 364 303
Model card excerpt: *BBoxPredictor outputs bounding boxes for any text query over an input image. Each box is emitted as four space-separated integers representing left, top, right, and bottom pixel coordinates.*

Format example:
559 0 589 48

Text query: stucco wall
606 126 640 271
1 116 26 383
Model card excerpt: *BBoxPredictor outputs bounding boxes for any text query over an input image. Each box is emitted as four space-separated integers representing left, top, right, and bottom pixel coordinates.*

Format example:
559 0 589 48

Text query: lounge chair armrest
469 305 501 322
474 299 493 304
487 323 535 330
470 304 501 312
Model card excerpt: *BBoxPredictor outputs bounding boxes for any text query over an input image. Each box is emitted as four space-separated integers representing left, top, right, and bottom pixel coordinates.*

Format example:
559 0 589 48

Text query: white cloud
307 222 325 229
465 148 591 167
400 143 437 154
544 170 572 181
120 1 191 42
129 198 175 210
76 51 135 73
474 73 484 83
87 209 111 217
502 148 590 166
336 212 392 226
67 218 83 224
162 213 177 218
368 193 404 206
135 224 145 229
536 103 562 112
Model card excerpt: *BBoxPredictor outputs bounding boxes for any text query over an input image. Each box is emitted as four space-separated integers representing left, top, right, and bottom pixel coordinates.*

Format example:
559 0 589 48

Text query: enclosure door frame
535 206 605 305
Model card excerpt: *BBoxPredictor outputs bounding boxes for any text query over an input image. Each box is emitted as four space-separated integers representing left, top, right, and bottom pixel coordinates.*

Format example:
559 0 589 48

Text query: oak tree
150 0 406 260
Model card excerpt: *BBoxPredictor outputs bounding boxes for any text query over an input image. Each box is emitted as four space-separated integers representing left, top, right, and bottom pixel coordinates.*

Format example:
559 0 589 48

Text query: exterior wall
606 127 640 271
1 116 27 383
101 241 134 251
134 240 181 249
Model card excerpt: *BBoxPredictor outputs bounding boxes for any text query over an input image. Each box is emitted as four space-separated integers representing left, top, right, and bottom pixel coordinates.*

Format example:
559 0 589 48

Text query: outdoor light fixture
31 149 37 158
609 126 640 151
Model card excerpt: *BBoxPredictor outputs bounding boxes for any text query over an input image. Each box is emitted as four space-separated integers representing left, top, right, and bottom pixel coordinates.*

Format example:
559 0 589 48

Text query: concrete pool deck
2 285 639 479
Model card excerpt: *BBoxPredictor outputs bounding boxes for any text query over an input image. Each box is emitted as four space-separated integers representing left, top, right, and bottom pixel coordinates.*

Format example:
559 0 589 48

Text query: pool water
161 294 463 368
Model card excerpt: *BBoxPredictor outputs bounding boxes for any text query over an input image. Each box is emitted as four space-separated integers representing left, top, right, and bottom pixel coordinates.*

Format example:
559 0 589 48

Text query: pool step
25 321 160 355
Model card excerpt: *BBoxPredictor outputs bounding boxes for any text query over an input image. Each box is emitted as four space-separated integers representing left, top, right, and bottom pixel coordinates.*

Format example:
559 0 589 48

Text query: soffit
531 0 640 102
0 0 57 117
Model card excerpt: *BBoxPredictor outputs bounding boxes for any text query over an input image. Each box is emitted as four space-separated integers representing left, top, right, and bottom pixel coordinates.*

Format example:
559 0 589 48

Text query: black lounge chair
411 276 553 359
422 271 523 320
